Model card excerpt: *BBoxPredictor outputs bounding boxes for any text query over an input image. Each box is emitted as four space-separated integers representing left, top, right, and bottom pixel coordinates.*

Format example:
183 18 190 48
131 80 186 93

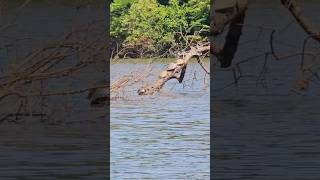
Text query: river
111 61 210 179
0 1 108 179
213 1 320 179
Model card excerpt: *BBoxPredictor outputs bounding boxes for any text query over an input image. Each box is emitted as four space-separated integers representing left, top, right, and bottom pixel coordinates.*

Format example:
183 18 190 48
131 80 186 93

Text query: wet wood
215 0 237 12
137 45 210 95
218 5 247 68
212 0 248 35
212 0 248 68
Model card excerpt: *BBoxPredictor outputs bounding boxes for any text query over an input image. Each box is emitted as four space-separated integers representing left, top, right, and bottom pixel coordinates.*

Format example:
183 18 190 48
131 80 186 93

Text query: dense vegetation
111 0 210 58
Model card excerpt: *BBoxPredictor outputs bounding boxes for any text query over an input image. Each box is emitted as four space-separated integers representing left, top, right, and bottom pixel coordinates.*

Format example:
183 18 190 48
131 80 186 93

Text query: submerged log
137 45 210 95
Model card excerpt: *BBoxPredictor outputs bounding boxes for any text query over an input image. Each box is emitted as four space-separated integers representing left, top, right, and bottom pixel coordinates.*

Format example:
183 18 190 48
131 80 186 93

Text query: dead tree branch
281 0 320 43
137 45 210 95
212 0 249 68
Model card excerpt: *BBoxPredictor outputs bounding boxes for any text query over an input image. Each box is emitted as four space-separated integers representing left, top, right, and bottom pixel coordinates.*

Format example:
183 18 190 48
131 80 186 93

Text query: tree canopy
111 0 210 57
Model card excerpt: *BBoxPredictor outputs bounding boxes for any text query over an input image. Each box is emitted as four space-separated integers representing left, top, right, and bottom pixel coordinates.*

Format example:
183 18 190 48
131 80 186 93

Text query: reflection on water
111 62 210 179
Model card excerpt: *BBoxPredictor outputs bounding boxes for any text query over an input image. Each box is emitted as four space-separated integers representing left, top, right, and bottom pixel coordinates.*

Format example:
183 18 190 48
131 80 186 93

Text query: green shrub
111 0 209 57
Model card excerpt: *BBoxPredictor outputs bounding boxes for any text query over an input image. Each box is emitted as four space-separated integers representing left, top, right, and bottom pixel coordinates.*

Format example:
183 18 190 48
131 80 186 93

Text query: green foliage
111 0 210 56
110 0 136 40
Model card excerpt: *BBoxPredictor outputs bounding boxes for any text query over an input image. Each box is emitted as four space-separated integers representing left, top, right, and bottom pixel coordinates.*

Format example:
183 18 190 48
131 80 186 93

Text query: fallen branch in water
0 16 108 123
281 0 320 43
211 0 248 68
197 56 210 74
212 0 248 36
137 45 210 95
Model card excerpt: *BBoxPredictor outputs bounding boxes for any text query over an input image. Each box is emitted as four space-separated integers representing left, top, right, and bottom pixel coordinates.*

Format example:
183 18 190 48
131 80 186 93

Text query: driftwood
212 0 248 68
137 45 210 95
212 0 248 35
218 6 247 68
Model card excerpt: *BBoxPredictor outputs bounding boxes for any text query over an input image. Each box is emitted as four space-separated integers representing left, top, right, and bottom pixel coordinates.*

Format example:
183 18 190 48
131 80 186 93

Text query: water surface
0 1 108 179
111 62 210 179
213 1 320 179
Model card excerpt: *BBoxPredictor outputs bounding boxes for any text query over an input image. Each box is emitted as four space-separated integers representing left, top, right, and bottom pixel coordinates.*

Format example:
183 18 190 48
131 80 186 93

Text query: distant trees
111 0 210 58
